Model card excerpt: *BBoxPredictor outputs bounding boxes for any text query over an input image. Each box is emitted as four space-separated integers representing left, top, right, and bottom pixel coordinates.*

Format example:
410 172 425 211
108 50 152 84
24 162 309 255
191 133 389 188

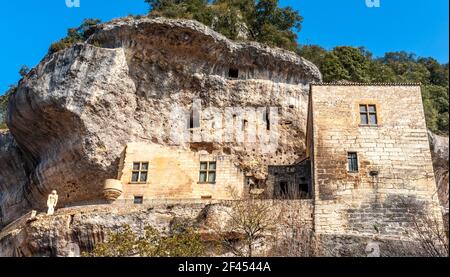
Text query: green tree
320 52 350 82
252 0 302 50
418 58 449 87
297 45 327 68
84 224 205 257
367 61 397 83
422 85 449 134
146 0 303 50
330 46 370 82
49 18 101 54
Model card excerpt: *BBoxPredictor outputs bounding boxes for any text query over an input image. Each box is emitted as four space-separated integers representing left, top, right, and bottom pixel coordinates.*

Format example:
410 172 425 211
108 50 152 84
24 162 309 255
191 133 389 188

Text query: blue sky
0 0 448 94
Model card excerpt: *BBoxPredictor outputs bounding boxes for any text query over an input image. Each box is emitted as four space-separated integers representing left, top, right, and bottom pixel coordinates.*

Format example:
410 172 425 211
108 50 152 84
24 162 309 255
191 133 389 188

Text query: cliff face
1 17 321 226
428 131 449 213
0 17 447 257
0 201 315 257
0 131 31 227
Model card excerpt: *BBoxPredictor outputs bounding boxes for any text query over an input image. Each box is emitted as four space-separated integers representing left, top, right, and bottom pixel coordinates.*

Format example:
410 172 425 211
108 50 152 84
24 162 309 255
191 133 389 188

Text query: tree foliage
299 45 449 135
83 224 205 257
145 0 303 50
49 18 101 54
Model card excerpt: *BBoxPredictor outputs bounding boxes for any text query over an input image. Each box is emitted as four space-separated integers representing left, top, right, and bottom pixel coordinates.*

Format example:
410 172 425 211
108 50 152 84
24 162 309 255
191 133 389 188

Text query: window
228 68 239 78
131 162 149 183
188 109 200 129
134 196 143 204
264 107 270 130
242 119 248 131
347 152 358 172
199 161 216 183
359 104 378 125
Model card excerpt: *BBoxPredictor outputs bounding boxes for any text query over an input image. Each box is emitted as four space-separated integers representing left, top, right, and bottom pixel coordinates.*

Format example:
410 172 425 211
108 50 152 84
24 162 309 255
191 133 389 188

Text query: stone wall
309 84 443 237
117 142 246 201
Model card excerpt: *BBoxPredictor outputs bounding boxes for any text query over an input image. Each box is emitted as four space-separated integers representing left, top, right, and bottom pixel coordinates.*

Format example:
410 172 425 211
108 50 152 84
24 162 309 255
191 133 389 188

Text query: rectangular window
199 161 216 184
134 196 143 204
131 162 149 183
359 104 378 125
264 107 270 130
347 152 358 172
188 109 200 129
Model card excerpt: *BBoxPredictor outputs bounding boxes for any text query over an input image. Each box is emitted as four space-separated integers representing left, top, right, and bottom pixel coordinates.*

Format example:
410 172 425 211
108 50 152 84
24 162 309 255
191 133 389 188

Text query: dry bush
268 201 316 256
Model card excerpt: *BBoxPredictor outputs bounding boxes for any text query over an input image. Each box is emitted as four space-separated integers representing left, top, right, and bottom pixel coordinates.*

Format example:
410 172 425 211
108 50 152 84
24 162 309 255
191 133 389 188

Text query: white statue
47 190 58 215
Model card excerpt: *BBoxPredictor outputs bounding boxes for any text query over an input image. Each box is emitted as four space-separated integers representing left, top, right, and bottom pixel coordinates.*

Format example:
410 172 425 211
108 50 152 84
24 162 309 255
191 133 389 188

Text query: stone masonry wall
117 142 246 201
310 84 443 238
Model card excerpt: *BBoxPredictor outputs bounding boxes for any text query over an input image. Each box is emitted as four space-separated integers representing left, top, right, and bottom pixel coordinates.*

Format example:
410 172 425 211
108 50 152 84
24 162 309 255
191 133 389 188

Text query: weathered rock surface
1 17 321 226
428 131 449 219
0 200 315 257
0 201 431 257
0 203 211 257
0 131 31 227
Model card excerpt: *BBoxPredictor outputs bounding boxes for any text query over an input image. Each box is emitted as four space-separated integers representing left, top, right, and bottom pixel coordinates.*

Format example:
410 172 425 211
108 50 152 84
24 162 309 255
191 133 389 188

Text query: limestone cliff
428 131 449 217
0 17 447 258
0 201 315 257
1 17 321 226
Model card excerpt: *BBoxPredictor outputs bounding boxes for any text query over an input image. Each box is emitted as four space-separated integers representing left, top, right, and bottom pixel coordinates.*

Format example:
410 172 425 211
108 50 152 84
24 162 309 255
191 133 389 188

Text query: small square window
134 196 143 204
199 161 216 184
131 162 149 183
359 104 378 125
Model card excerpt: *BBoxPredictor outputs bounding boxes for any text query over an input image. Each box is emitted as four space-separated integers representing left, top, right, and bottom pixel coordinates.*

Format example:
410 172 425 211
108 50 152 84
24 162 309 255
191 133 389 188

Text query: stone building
307 83 443 237
104 82 442 240
113 143 247 203
0 18 446 255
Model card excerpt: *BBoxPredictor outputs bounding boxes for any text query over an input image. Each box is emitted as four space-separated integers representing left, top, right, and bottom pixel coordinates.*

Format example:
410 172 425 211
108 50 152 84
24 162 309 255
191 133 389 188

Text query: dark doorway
228 68 239 78
279 181 288 197
299 183 308 194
